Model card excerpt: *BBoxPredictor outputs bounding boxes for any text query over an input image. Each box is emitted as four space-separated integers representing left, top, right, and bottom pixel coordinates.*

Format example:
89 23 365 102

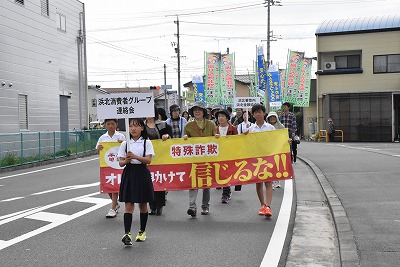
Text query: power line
285 0 390 4
180 21 319 27
180 33 261 40
87 22 170 32
86 36 177 65
86 34 172 44
166 2 265 17
86 1 263 21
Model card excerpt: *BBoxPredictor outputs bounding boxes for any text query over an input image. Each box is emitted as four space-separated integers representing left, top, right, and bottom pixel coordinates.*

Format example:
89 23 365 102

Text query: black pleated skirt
119 164 154 204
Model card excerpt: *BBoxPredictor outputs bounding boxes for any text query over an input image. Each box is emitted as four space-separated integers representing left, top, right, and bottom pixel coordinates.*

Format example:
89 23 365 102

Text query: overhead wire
179 21 319 27
86 35 177 65
85 0 394 85
86 34 172 44
86 1 263 21
166 2 265 17
87 22 170 32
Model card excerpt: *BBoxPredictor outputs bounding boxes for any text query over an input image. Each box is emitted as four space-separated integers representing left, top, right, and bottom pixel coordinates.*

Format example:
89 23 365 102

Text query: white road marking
0 197 25 202
0 208 41 220
25 212 70 223
61 182 100 191
75 197 110 205
0 182 100 202
339 145 400 157
0 157 99 180
0 192 99 226
0 194 109 251
31 182 99 195
260 179 293 267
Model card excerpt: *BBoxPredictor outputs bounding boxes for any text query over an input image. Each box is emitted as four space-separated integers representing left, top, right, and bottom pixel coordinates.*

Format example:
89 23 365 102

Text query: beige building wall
316 30 400 132
235 82 251 97
317 31 400 96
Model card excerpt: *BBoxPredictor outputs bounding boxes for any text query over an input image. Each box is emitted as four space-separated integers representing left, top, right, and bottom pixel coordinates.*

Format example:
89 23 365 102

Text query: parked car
89 121 103 129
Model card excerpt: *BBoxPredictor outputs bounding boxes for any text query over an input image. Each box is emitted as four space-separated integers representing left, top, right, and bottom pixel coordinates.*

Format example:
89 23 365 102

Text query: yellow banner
150 128 290 165
100 129 290 166
99 129 294 191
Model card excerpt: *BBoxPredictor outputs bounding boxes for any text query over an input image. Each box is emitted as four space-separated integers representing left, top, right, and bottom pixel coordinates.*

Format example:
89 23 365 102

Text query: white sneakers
106 203 120 218
106 208 117 218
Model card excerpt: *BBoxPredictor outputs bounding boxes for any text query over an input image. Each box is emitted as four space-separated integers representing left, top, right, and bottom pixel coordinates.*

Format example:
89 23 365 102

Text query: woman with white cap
183 102 216 217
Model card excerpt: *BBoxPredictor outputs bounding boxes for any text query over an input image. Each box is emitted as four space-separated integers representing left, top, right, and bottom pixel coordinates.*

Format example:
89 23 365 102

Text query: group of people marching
95 101 298 246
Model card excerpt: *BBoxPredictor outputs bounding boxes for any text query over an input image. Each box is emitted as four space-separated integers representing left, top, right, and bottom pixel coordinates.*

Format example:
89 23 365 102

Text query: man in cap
166 104 187 138
183 102 216 217
327 118 335 142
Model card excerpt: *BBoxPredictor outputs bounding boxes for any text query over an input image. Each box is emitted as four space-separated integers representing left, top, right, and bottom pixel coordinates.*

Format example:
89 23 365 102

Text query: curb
299 156 360 267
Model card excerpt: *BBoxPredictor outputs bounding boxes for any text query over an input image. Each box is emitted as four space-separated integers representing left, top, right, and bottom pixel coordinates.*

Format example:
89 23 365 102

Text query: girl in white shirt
118 118 155 245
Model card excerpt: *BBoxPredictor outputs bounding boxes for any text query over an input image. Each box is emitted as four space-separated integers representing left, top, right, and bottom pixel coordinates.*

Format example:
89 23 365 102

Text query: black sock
140 212 148 232
124 213 132 233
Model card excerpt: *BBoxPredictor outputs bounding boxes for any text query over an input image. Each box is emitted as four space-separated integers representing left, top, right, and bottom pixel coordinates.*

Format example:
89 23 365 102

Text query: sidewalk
286 156 359 266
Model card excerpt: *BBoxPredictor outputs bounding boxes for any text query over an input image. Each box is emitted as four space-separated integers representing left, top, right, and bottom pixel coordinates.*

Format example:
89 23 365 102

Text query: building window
374 54 400 73
57 13 66 33
334 55 361 69
15 0 24 5
41 0 49 17
19 94 28 130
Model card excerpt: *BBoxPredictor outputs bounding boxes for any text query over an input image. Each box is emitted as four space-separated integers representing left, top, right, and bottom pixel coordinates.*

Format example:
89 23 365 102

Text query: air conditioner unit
323 62 336 70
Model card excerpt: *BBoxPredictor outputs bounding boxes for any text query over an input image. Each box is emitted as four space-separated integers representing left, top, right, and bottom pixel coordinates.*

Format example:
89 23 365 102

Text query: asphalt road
0 156 293 267
299 142 400 267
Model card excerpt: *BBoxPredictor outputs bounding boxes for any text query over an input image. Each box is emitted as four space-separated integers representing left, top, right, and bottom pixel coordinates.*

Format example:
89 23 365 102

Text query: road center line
1 197 25 202
0 157 99 180
31 182 100 195
260 179 293 267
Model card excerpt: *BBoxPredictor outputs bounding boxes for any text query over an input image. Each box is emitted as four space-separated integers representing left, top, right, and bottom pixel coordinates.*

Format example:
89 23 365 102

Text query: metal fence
0 129 105 169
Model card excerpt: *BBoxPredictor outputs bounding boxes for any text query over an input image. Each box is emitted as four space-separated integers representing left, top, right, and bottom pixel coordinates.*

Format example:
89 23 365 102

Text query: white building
0 0 87 133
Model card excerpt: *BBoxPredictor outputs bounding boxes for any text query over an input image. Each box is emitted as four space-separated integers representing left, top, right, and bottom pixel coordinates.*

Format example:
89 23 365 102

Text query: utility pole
265 0 281 113
164 64 167 111
174 15 182 109
267 0 271 68
265 0 281 68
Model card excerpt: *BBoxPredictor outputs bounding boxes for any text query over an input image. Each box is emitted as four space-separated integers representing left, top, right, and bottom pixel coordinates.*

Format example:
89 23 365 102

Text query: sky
81 0 399 91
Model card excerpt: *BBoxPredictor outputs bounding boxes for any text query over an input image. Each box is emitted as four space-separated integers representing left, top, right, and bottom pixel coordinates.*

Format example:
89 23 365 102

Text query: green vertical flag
294 58 312 107
204 52 221 104
283 50 304 104
219 53 236 105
